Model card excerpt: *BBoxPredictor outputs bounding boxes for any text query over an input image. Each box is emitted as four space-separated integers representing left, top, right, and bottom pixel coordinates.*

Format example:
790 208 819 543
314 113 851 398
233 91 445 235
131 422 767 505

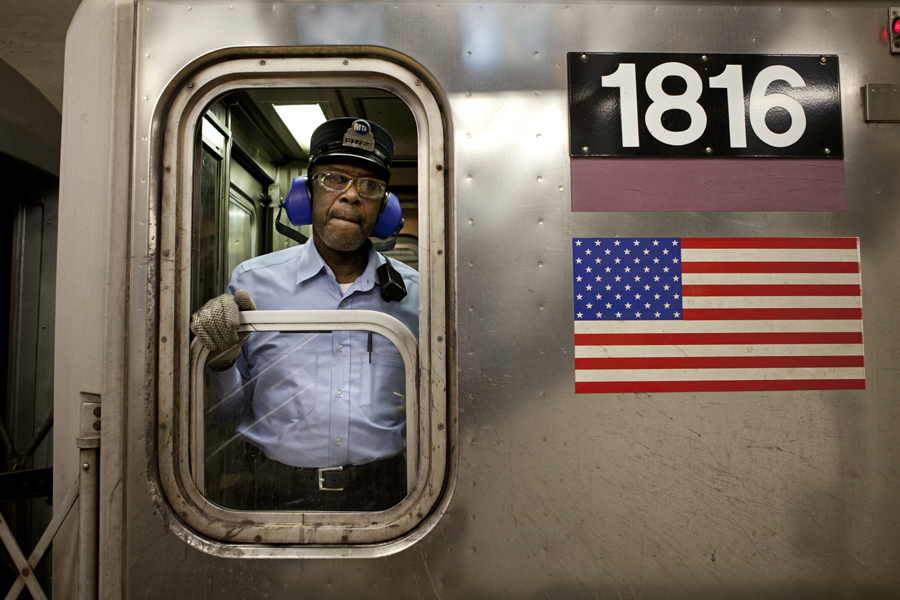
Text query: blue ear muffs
281 176 403 240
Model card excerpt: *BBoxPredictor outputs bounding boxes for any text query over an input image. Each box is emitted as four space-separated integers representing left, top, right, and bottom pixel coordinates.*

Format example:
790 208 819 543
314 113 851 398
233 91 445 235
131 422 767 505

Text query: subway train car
39 0 900 597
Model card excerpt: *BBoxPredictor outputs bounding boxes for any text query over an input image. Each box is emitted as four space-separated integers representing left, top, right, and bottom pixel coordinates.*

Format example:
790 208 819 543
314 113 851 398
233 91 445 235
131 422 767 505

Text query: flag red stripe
574 332 864 346
682 308 862 320
681 238 858 250
681 261 859 274
683 284 860 297
575 355 864 370
575 379 866 393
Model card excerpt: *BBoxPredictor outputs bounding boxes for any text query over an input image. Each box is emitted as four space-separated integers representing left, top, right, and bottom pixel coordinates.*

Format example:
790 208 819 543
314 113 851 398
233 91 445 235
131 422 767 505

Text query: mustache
326 207 362 222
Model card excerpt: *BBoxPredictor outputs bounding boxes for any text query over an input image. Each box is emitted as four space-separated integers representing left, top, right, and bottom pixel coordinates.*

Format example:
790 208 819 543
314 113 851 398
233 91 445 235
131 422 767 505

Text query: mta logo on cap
351 120 370 135
343 119 375 151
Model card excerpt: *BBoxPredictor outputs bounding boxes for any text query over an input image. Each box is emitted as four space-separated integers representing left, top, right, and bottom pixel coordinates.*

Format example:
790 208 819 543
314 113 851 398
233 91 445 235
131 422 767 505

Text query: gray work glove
190 289 256 371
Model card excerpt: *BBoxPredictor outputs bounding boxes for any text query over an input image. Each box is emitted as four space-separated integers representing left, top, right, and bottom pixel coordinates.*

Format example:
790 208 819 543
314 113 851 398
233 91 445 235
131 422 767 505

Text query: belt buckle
318 466 344 491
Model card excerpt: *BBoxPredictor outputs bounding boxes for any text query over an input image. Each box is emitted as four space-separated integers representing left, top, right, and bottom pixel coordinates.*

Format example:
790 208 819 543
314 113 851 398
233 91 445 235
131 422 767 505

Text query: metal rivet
580 54 587 62
702 55 708 61
438 423 445 430
259 59 266 66
187 82 193 88
820 56 827 64
436 164 443 171
342 535 349 542
181 512 187 518
165 166 171 173
415 80 422 86
92 421 101 431
163 250 170 257
160 423 166 430
824 148 831 155
21 568 30 577
582 146 589 154
161 336 167 342
94 407 102 417
437 336 443 342
343 59 349 65
437 249 443 255
255 535 262 542
705 147 713 154
82 463 90 471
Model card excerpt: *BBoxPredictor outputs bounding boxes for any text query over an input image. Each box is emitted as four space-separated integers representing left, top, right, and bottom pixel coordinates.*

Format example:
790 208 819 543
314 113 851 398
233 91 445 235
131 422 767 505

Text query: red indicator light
893 17 900 35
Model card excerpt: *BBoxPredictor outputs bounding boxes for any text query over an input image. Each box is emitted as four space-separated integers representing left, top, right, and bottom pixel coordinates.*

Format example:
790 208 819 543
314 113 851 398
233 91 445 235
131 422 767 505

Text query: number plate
568 52 842 158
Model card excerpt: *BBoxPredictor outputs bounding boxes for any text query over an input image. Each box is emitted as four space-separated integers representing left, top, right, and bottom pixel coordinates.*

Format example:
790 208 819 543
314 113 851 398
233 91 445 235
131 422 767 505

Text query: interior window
189 88 420 513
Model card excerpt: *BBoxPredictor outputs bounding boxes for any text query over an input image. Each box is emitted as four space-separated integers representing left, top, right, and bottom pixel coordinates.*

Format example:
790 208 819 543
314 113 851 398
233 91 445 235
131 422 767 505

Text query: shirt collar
295 239 385 293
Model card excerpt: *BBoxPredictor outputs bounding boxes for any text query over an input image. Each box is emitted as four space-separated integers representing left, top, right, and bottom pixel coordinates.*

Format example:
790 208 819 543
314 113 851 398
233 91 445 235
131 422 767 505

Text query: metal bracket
76 402 101 449
891 8 900 54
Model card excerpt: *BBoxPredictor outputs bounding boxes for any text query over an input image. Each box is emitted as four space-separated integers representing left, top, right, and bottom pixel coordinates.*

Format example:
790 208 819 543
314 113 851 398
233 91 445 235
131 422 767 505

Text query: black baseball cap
307 118 394 181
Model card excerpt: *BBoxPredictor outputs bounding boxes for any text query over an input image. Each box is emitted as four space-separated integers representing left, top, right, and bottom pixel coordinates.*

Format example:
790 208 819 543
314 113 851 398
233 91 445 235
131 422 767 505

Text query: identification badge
343 119 375 151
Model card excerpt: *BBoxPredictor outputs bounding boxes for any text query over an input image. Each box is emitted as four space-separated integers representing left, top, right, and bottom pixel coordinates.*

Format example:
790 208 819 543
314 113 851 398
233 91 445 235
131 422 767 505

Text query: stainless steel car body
53 0 900 598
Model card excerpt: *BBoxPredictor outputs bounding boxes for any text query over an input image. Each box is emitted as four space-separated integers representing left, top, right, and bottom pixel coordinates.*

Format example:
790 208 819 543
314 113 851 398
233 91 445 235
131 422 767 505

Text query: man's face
310 161 384 252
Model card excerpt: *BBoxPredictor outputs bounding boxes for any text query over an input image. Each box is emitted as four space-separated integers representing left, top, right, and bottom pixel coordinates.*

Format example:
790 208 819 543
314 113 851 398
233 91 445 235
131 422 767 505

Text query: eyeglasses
312 172 387 201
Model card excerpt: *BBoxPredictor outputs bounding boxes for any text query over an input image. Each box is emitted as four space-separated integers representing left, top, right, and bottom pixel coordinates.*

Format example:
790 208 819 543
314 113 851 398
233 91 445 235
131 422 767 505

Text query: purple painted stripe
570 158 847 212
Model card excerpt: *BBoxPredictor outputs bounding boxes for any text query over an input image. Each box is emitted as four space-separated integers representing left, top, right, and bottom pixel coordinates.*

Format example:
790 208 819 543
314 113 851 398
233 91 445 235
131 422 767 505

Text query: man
191 118 418 512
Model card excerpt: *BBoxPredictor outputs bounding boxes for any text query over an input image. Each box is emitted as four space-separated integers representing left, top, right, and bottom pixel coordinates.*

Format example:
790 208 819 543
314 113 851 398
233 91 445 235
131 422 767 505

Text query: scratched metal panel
115 1 899 598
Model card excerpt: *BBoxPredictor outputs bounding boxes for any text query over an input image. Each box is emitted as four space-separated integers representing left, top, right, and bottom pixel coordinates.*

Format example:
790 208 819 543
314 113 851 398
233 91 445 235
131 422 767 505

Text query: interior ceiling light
272 104 328 152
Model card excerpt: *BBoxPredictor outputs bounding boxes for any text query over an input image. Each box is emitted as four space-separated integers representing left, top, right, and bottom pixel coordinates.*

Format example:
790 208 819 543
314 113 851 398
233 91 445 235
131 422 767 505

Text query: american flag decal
573 238 865 393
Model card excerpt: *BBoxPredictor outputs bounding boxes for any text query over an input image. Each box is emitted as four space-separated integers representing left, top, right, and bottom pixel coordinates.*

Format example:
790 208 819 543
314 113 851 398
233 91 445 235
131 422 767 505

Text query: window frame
156 53 450 556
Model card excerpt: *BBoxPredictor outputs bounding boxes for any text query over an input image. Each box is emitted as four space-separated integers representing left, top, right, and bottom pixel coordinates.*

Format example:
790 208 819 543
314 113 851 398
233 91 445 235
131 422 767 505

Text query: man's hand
190 289 256 370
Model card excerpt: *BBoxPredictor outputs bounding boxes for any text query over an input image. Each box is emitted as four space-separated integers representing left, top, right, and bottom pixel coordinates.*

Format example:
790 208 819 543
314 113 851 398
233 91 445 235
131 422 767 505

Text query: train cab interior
192 87 420 508
192 87 419 315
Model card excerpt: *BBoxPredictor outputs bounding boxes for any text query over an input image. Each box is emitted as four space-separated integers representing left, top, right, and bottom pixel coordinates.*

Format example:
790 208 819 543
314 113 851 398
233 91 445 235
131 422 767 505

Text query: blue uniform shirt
207 240 419 468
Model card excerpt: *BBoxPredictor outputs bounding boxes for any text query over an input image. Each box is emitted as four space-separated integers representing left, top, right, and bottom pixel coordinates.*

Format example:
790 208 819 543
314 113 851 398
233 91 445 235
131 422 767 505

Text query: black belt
274 452 405 492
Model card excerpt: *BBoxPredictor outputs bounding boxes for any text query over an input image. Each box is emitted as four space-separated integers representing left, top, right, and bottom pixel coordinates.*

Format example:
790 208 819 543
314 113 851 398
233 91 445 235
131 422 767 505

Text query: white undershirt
338 281 353 294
